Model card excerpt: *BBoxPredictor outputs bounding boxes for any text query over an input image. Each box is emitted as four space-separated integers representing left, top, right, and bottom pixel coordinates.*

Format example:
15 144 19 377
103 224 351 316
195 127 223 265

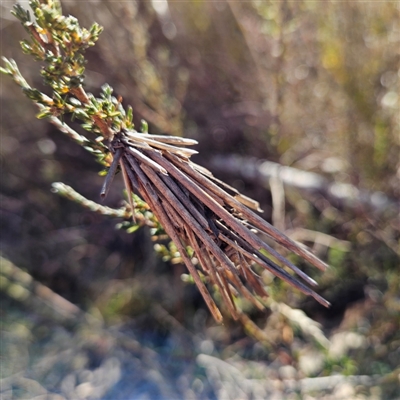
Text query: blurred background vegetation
1 0 399 399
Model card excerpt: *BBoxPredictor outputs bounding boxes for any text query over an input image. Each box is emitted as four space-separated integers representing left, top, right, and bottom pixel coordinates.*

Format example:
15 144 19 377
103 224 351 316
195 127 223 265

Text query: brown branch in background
270 175 286 233
209 155 395 213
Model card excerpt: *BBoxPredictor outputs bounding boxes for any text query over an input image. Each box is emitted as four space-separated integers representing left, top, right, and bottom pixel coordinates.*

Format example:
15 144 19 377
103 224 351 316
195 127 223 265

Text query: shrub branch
2 0 330 322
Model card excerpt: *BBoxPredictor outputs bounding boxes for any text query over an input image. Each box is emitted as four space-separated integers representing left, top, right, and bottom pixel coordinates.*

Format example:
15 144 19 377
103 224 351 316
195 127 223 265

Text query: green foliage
327 247 347 269
12 0 102 88
2 0 179 260
2 1 127 143
324 355 358 376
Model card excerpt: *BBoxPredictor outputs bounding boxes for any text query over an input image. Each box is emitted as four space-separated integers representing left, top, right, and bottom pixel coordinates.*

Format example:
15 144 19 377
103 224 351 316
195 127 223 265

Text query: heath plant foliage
2 0 330 322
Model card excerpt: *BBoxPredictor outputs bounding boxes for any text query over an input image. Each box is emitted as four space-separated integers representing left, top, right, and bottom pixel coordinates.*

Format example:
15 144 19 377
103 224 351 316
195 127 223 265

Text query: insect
100 128 330 323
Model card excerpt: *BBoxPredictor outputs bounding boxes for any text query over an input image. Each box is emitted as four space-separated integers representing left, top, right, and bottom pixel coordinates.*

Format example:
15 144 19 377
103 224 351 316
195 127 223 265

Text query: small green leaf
68 97 82 107
140 119 148 133
36 109 52 119
0 67 11 75
127 225 140 234
101 83 113 97
73 109 90 119
181 274 195 284
22 88 43 101
81 123 94 131
20 40 32 54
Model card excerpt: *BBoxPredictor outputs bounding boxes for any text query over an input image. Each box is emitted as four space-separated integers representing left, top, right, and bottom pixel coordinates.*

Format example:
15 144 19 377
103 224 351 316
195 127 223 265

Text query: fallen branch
208 155 396 213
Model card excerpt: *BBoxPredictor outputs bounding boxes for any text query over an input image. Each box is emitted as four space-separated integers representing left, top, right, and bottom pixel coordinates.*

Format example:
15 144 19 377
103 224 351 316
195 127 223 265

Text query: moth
101 128 330 323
